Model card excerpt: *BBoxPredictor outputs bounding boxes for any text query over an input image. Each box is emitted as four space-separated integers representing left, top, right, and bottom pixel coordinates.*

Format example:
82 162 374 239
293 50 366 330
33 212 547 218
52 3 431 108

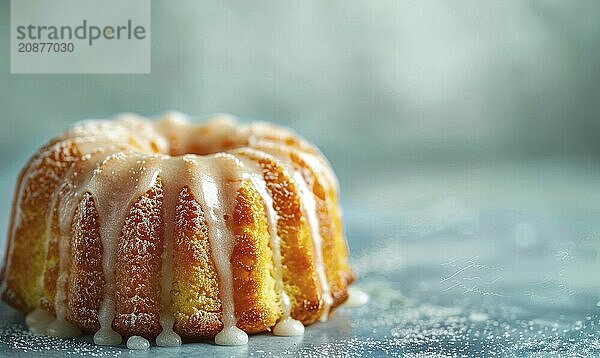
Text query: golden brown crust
290 153 348 307
330 196 355 288
172 186 223 338
113 179 164 338
232 180 280 333
0 162 28 306
40 199 59 315
4 140 84 312
67 193 104 332
257 158 324 324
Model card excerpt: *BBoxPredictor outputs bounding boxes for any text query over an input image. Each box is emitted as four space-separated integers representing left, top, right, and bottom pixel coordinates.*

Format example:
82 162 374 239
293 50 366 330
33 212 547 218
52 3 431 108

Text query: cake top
63 112 312 157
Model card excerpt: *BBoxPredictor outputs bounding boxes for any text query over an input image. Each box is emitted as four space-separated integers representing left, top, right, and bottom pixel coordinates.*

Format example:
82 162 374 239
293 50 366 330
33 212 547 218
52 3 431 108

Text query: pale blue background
0 1 599 356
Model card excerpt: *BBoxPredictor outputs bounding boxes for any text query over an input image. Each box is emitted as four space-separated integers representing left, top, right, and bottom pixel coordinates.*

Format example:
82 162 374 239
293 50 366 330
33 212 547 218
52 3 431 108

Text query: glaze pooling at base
273 293 304 336
344 288 369 308
156 316 182 347
11 112 355 347
273 317 305 336
127 335 150 350
25 307 54 334
46 318 82 338
214 325 249 346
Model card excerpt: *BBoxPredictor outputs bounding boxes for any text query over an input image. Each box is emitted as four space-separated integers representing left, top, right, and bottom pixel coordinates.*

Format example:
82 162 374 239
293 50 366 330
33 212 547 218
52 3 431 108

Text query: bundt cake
0 112 354 347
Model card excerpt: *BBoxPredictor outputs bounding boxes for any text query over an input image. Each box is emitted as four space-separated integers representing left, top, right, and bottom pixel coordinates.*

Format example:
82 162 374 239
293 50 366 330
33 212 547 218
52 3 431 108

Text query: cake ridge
239 145 338 320
232 149 304 335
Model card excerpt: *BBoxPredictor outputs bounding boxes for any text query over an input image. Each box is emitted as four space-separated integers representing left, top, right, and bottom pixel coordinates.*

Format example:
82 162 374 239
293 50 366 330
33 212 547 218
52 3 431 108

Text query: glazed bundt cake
0 113 354 347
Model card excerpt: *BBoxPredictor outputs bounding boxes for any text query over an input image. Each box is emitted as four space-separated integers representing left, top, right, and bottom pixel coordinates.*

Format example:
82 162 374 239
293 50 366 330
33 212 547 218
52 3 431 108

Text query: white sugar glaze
234 150 304 335
249 145 334 321
25 307 55 334
127 335 150 350
344 288 370 308
10 112 353 348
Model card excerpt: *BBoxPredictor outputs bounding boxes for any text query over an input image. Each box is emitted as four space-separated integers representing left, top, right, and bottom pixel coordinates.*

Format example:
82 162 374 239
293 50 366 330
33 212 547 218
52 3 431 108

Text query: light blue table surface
0 164 599 357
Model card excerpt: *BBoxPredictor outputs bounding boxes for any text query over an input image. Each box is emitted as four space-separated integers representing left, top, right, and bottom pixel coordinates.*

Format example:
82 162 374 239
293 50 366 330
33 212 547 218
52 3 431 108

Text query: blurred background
0 1 599 355
1 1 600 223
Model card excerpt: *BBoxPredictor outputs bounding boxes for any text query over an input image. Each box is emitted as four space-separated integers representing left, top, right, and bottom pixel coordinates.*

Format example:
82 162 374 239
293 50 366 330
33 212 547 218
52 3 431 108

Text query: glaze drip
187 154 248 346
90 153 161 346
234 150 305 335
248 145 335 321
273 292 304 336
292 171 334 321
48 181 82 338
156 161 183 347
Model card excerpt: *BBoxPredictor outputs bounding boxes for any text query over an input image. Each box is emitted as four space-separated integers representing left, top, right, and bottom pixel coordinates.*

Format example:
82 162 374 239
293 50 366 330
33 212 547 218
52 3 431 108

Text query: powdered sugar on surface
2 143 600 356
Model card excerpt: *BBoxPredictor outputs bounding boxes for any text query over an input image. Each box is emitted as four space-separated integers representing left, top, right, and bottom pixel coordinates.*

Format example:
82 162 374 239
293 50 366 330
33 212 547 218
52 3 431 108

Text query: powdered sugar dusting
0 323 121 356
